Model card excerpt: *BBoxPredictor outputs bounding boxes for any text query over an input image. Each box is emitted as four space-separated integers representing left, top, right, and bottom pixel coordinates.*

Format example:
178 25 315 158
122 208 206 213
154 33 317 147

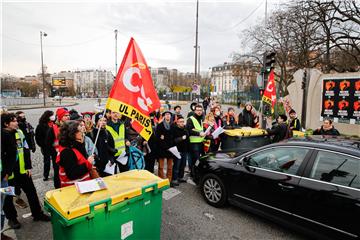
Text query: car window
310 151 360 189
248 147 309 175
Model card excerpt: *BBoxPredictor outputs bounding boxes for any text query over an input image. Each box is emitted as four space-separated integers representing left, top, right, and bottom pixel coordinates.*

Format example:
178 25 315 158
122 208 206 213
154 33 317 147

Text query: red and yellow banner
262 69 276 113
106 38 161 140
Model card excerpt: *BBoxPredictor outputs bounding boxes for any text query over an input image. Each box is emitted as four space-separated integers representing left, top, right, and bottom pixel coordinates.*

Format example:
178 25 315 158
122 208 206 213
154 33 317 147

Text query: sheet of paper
212 127 225 139
104 161 116 175
204 126 212 135
168 146 181 159
0 186 15 196
115 150 128 165
121 221 133 240
75 178 107 194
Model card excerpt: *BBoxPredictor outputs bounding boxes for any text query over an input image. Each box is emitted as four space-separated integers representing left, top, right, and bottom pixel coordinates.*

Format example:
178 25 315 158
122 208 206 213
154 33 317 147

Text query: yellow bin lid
45 170 169 220
225 127 268 137
293 130 305 137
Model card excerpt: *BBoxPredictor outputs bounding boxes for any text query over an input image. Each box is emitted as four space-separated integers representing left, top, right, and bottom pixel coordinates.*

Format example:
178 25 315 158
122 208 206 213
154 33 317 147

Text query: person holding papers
87 113 117 177
57 121 96 187
172 116 190 185
155 111 175 185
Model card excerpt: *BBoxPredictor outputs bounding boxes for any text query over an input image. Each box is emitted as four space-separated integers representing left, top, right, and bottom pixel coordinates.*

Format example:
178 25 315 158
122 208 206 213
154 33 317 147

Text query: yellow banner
171 85 192 93
106 98 152 141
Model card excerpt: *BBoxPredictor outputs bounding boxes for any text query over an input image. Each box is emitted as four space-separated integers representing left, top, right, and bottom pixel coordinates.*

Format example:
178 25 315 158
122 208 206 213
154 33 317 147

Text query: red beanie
56 108 69 121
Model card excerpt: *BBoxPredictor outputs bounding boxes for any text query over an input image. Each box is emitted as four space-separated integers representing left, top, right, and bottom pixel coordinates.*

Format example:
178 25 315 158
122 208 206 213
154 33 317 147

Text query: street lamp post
40 31 47 107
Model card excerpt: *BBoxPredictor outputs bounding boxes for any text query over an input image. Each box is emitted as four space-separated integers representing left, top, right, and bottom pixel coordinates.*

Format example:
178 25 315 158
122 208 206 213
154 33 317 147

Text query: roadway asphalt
3 99 305 240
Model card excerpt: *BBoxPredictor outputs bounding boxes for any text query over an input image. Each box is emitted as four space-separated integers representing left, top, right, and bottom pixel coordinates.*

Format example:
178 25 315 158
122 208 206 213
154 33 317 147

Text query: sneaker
8 219 21 229
43 177 49 181
170 180 179 187
15 197 28 209
1 233 14 240
33 213 50 222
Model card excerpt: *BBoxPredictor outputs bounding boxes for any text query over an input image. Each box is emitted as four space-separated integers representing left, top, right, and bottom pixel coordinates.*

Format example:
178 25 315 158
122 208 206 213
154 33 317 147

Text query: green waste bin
44 170 169 240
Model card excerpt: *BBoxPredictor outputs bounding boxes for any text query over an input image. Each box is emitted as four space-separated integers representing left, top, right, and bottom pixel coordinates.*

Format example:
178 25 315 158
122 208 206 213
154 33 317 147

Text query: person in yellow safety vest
1 113 50 230
287 109 301 131
106 111 130 172
186 104 206 178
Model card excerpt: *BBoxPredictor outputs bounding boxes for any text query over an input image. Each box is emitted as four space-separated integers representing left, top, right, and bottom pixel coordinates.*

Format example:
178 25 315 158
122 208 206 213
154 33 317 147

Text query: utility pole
260 0 268 128
198 45 200 100
40 31 47 107
114 29 118 79
194 0 199 80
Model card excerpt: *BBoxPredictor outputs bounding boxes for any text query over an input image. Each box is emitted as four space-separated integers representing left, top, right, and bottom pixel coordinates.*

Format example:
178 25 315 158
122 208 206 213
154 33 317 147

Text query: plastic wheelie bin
221 128 271 152
44 170 169 240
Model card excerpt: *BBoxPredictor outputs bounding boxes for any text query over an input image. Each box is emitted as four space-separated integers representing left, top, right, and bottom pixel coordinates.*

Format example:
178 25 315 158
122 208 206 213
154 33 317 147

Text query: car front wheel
201 174 227 207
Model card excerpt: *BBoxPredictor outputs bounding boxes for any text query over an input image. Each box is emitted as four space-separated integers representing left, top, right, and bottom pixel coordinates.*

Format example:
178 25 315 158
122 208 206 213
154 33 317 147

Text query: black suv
194 136 360 240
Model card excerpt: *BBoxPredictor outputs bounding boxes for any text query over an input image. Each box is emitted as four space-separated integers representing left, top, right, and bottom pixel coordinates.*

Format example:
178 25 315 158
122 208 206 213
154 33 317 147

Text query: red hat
56 108 69 121
81 112 94 119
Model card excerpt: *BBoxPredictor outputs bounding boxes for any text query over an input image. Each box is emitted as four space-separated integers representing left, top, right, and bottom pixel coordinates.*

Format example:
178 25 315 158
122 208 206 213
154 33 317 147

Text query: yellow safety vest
106 124 125 157
189 116 205 143
9 129 26 179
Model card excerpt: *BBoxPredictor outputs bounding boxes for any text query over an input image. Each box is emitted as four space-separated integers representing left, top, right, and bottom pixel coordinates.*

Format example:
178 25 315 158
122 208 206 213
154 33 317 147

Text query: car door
230 146 312 214
294 150 360 239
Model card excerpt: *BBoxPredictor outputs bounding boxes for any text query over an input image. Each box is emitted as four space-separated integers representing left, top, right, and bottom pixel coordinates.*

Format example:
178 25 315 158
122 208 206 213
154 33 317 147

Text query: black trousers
41 147 52 179
4 174 43 220
51 153 61 189
144 154 156 173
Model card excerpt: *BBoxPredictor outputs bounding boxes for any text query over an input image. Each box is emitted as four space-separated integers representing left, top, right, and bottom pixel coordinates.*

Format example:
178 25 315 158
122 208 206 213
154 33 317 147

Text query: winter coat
222 113 237 129
1 129 18 179
238 110 256 128
18 120 36 152
35 123 50 149
155 121 174 158
288 118 301 131
267 123 289 143
172 125 190 153
313 126 340 136
87 128 117 173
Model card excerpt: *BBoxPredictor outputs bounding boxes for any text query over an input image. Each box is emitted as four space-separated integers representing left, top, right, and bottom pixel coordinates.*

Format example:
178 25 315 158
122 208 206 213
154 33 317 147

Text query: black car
194 136 360 240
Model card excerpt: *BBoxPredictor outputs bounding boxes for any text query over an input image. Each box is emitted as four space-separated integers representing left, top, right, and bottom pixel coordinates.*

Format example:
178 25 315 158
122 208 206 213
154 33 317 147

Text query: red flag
262 69 277 113
106 38 160 140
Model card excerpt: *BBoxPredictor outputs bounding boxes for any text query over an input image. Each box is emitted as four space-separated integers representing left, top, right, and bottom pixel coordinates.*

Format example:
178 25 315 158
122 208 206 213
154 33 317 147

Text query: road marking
162 188 181 200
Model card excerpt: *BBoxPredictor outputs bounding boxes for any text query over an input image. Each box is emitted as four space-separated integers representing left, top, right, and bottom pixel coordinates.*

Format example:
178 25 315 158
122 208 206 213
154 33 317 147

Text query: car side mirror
242 156 250 165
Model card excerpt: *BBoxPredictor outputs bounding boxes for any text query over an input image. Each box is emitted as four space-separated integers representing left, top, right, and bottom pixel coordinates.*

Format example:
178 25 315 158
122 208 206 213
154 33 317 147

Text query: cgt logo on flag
262 69 277 113
106 38 161 141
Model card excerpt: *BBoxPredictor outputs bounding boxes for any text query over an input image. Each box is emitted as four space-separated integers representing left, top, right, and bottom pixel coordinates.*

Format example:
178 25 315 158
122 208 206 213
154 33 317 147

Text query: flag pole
90 106 108 156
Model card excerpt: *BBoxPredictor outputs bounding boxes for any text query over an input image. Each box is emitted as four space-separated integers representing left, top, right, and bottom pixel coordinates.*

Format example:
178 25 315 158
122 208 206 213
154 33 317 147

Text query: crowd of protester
0 98 340 239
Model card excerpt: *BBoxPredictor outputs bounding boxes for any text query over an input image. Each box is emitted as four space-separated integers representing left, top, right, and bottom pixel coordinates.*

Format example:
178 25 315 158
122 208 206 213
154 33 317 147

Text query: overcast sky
1 0 282 77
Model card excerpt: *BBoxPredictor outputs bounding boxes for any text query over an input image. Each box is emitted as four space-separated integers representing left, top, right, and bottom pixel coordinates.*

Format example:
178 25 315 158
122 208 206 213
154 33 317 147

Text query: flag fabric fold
262 69 277 113
106 38 161 141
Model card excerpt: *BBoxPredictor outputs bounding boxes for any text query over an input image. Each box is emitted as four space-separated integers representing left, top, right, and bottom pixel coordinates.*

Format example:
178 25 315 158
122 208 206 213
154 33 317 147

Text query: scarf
163 120 171 130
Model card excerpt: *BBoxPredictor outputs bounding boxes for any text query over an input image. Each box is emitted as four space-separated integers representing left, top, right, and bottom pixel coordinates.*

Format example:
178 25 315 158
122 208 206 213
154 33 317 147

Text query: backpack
127 146 145 170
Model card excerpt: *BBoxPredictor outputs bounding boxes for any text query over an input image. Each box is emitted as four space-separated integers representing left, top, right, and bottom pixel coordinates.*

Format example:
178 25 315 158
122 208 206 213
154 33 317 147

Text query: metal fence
1 97 44 106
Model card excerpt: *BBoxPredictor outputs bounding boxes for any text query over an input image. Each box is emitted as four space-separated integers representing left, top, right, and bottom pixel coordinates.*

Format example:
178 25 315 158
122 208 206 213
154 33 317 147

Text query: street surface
3 99 305 240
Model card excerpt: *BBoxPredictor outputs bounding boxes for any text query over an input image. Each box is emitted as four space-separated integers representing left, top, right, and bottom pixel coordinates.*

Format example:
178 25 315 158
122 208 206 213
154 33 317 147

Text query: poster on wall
321 78 360 125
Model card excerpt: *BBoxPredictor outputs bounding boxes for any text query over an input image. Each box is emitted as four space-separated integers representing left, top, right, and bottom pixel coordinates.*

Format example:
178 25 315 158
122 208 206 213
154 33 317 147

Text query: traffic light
264 52 276 73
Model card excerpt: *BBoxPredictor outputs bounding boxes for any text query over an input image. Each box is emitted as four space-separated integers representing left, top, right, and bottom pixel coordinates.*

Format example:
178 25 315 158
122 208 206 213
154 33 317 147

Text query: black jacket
45 123 59 159
313 126 340 136
18 120 36 151
155 121 174 158
87 128 117 173
35 123 50 149
267 123 289 143
58 141 90 180
238 110 256 128
1 129 17 179
172 125 190 153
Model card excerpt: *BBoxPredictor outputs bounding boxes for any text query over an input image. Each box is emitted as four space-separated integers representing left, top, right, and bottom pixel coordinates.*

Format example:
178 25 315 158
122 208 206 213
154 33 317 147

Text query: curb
8 102 79 111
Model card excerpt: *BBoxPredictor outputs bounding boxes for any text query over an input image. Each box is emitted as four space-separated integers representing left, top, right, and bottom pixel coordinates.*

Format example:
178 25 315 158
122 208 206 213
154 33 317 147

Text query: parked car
194 136 360 240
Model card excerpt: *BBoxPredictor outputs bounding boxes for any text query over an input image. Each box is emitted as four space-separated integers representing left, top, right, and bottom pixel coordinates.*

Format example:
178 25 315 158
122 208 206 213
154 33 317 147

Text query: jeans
1 178 8 231
173 152 188 181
